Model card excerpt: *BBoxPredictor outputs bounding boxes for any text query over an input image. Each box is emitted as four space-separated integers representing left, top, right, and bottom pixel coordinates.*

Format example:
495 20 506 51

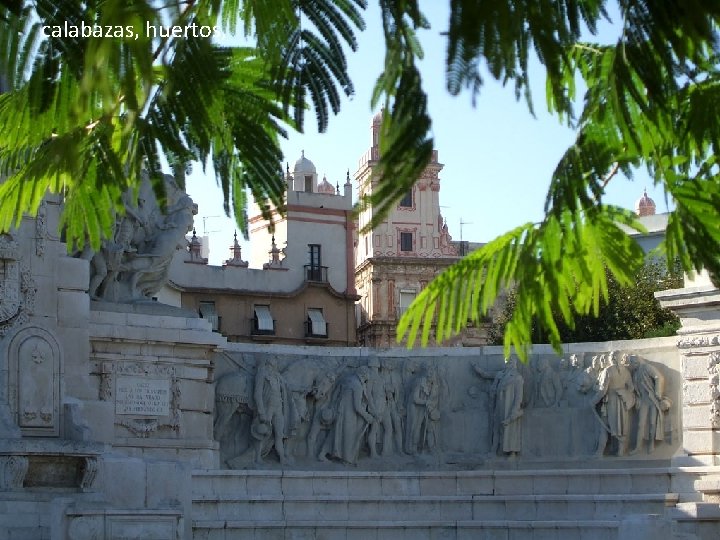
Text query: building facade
354 113 487 347
161 153 358 346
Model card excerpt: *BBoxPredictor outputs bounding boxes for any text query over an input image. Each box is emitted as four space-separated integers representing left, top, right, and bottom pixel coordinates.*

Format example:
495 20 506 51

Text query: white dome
293 150 316 176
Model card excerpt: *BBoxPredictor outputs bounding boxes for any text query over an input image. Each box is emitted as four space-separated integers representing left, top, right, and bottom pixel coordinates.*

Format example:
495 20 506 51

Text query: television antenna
202 215 221 236
459 218 473 256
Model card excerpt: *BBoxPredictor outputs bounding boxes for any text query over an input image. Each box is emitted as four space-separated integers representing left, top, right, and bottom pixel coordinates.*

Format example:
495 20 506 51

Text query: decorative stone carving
35 200 47 257
628 355 673 454
0 455 28 489
6 326 61 436
100 362 180 437
251 356 291 465
591 351 636 457
80 456 99 491
215 349 679 468
83 176 196 303
0 233 36 337
709 351 720 429
677 335 720 349
321 366 374 465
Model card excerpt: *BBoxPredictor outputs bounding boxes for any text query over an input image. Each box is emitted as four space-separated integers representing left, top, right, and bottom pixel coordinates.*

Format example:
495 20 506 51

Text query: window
199 301 220 332
399 188 413 208
306 244 326 281
307 308 327 337
309 244 322 267
305 175 313 192
398 289 417 317
400 232 413 252
253 305 275 335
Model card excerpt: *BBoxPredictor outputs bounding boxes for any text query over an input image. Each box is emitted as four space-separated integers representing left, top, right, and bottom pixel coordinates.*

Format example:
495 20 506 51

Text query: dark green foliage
488 260 684 345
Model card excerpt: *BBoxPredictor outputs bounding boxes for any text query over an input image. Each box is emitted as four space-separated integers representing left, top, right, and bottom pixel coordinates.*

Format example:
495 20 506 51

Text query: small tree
489 260 683 345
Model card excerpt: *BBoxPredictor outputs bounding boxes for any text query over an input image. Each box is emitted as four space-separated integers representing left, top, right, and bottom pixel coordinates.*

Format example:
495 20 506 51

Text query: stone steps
191 468 678 539
192 468 674 497
192 493 678 522
193 518 622 540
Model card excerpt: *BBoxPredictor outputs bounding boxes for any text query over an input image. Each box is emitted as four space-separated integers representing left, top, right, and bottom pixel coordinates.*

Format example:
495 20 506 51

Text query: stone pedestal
88 307 224 468
658 285 720 466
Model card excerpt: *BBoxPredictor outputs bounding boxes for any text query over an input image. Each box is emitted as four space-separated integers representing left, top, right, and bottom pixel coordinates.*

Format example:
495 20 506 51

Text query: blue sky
186 2 671 265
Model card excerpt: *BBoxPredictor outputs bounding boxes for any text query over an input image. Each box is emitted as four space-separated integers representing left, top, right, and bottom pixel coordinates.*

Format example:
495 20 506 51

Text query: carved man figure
592 351 635 456
404 366 440 455
628 355 671 454
252 356 291 465
365 356 387 458
323 367 374 465
491 357 524 456
563 354 593 407
476 358 525 456
533 357 563 407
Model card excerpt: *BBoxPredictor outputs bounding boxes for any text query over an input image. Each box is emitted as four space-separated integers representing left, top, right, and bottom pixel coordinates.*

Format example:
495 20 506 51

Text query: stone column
657 280 720 466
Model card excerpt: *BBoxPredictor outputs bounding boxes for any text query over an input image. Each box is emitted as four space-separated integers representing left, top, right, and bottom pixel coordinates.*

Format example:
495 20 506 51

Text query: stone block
631 472 671 493
599 474 631 493
535 500 567 520
472 500 505 520
683 380 712 405
7 527 45 540
180 410 213 440
56 257 89 291
618 514 672 540
535 475 567 495
419 475 456 496
429 527 457 540
32 275 59 319
249 499 283 521
347 500 379 521
178 380 213 412
505 528 534 540
57 291 89 328
102 457 147 508
348 476 381 496
313 476 347 496
252 527 284 540
246 473 282 496
530 529 560 540
457 474 492 496
682 356 713 380
460 529 508 540
494 476 526 495
505 500 534 520
146 460 191 509
568 474 599 494
682 429 720 455
347 528 379 540
440 499 472 520
682 404 715 429
382 475 420 496
315 499 348 521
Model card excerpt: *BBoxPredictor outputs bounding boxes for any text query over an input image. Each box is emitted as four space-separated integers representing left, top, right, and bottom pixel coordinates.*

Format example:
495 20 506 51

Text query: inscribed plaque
115 377 170 416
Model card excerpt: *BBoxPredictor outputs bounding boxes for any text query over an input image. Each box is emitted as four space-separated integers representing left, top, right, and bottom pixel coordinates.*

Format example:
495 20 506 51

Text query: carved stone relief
99 361 180 437
0 233 36 337
6 326 61 436
81 176 196 303
709 351 720 429
214 350 679 469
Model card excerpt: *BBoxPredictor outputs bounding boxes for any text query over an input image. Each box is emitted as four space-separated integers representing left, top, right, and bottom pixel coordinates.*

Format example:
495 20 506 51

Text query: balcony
304 265 328 282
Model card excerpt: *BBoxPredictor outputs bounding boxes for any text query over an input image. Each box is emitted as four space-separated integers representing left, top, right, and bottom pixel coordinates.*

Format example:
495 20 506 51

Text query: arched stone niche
6 326 62 437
